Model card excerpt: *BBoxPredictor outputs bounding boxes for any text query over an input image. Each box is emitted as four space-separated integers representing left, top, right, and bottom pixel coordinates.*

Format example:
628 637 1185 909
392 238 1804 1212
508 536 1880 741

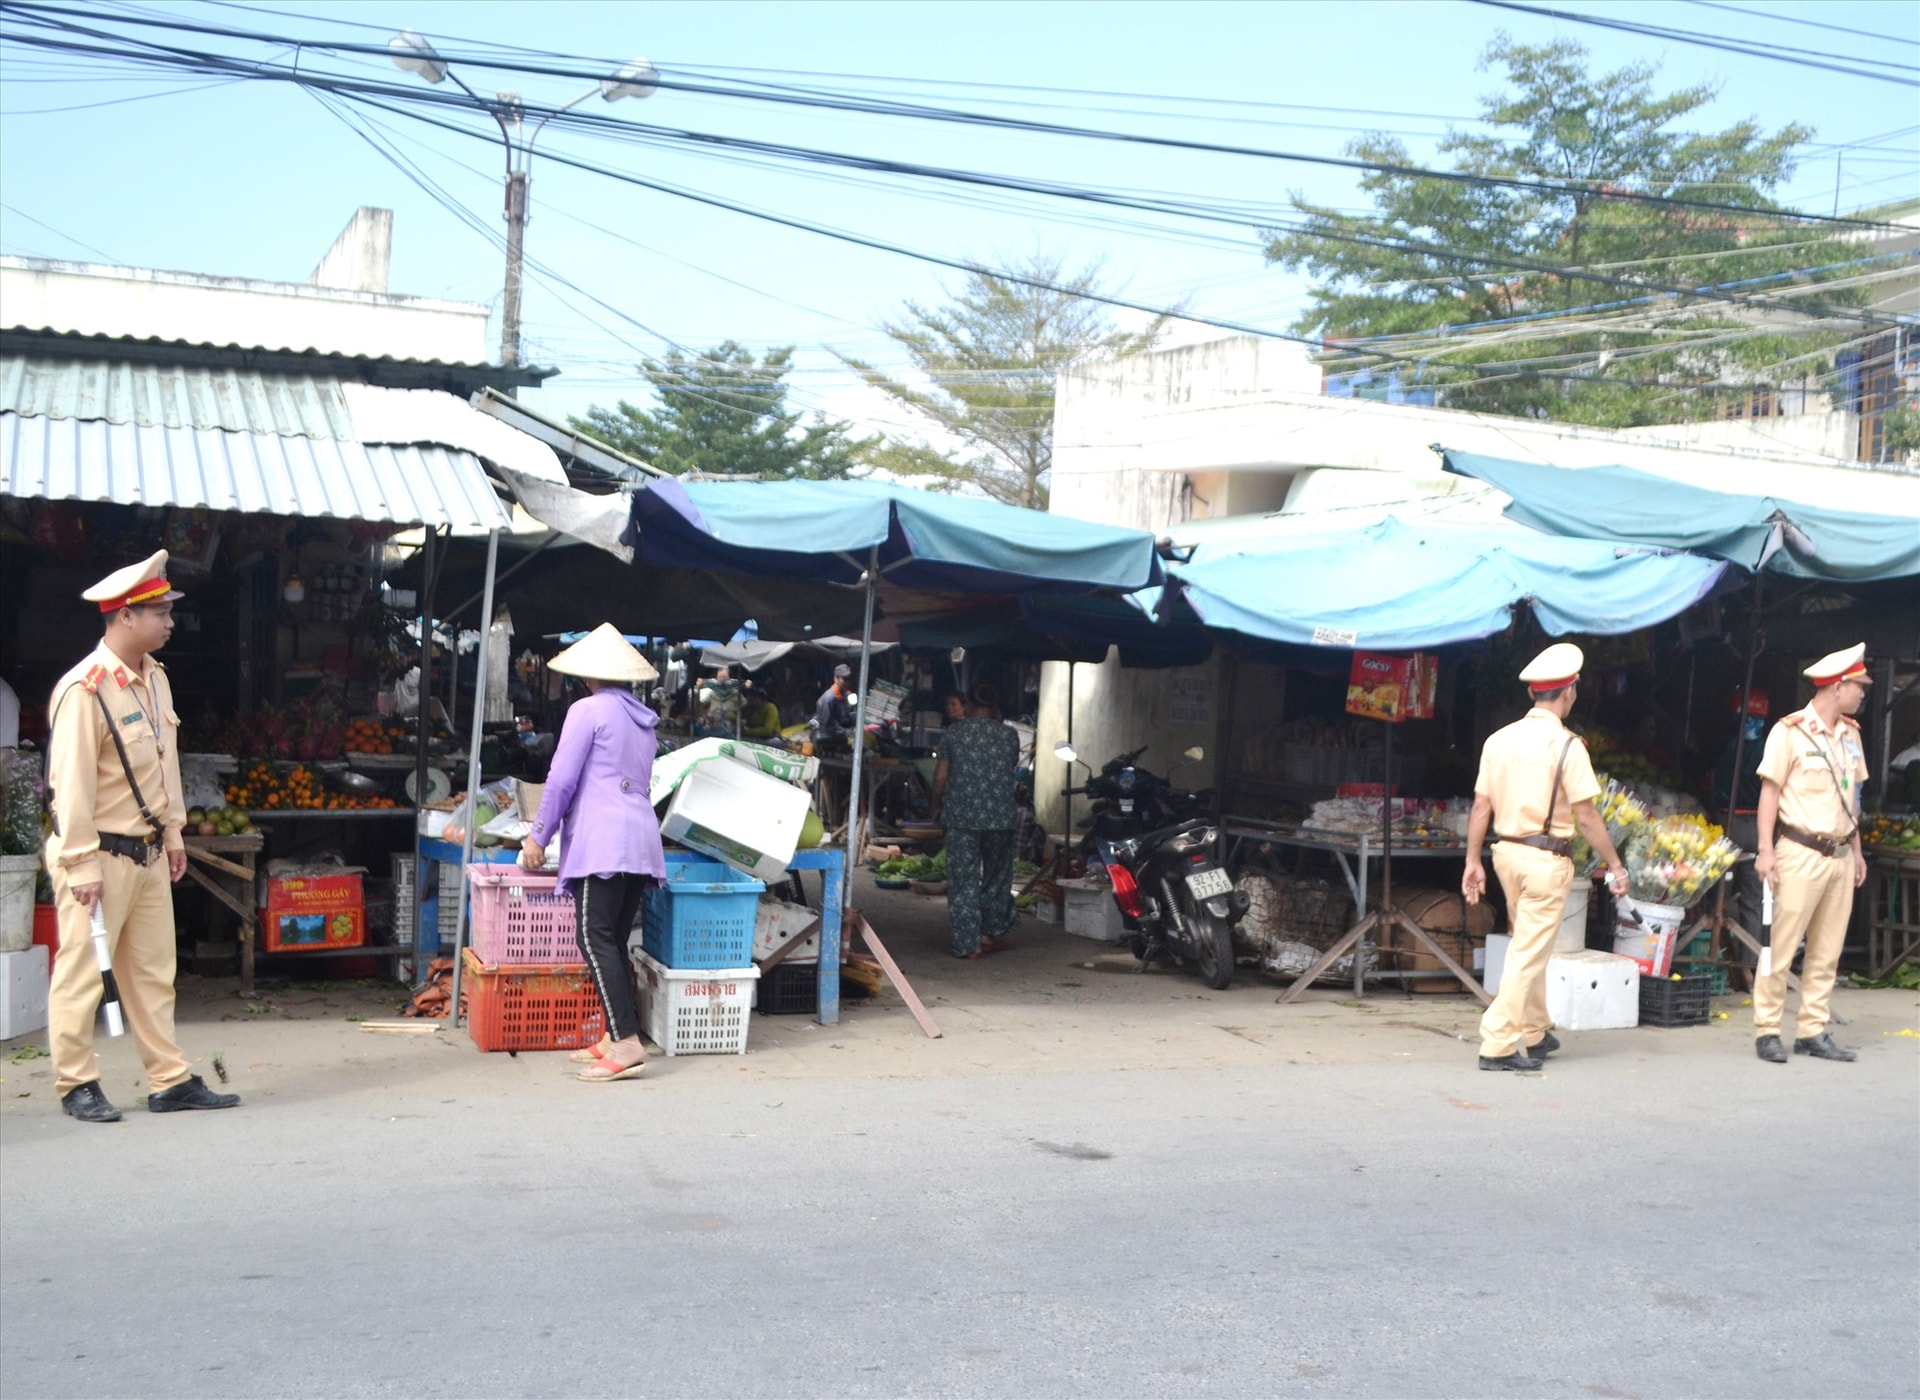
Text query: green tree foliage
839 258 1165 508
1265 36 1862 426
574 342 875 480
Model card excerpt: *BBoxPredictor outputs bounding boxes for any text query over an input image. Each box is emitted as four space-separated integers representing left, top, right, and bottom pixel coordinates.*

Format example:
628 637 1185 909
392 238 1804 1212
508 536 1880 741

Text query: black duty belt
1777 823 1844 858
1497 833 1574 859
99 832 162 865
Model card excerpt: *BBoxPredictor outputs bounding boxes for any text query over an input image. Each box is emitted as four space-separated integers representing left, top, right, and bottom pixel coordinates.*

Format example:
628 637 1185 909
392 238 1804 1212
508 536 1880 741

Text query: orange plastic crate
461 948 605 1053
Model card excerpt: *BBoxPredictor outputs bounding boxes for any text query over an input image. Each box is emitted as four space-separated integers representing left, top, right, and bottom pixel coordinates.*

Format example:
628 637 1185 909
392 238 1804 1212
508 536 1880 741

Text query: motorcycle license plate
1118 798 1134 813
1186 867 1232 900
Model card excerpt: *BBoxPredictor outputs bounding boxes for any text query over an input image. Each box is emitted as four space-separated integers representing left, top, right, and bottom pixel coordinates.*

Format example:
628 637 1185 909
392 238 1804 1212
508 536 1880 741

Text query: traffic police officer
45 551 240 1122
1462 643 1630 1072
1751 643 1871 1064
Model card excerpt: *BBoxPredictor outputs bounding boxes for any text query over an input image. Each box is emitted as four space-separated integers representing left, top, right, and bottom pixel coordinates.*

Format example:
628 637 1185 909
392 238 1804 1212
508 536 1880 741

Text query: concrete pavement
3 885 1916 1398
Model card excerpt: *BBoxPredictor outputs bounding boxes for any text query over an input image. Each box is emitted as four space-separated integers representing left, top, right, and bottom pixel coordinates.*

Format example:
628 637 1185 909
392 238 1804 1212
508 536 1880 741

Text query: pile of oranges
224 762 401 812
345 718 404 754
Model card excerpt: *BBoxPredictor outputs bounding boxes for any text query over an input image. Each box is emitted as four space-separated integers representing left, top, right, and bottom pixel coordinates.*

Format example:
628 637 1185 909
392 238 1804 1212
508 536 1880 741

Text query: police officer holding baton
1462 644 1630 1072
44 551 240 1123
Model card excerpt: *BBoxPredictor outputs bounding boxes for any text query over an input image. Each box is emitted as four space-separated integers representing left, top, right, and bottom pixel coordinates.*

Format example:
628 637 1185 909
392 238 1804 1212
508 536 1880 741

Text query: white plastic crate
634 949 758 1056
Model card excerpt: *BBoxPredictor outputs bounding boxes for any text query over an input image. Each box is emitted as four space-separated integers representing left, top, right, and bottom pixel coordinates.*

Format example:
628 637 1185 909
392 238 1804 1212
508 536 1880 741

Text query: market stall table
1220 818 1488 1002
1864 849 1920 977
181 832 264 994
239 808 419 993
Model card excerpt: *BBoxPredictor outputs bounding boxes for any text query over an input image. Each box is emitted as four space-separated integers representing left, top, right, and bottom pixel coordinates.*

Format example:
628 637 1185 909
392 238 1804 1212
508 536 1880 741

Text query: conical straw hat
548 623 658 682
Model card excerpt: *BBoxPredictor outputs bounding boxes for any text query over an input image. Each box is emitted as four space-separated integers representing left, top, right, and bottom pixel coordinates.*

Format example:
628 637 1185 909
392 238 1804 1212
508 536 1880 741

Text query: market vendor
1462 643 1630 1073
44 550 241 1122
740 683 783 740
521 624 665 1084
1750 643 1871 1066
813 664 856 745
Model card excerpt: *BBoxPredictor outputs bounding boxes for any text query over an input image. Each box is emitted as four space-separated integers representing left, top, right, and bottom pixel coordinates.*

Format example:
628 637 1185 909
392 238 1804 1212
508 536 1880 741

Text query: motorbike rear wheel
1191 910 1235 990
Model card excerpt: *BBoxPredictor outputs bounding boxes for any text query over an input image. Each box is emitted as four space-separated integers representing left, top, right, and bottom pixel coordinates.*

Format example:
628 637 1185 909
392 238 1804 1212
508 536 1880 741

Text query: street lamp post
389 31 657 366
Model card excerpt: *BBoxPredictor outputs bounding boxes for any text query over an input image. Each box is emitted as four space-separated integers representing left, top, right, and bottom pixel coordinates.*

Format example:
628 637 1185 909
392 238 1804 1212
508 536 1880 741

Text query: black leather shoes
1755 1034 1787 1064
1478 1051 1543 1072
62 1081 123 1123
148 1074 241 1113
1793 1032 1857 1062
1526 1031 1561 1059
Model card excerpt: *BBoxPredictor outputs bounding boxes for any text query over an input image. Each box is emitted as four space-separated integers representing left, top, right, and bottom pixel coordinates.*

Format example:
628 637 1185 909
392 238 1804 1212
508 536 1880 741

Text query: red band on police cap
98 577 172 613
1527 673 1579 693
1814 660 1869 687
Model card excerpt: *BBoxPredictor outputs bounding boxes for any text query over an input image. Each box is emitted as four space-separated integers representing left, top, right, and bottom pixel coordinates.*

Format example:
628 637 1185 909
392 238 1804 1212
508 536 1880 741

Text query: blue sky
2 0 1914 443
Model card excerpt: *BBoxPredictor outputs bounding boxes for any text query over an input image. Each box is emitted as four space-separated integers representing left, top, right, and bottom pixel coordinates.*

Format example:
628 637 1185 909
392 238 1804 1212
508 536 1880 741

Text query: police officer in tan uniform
45 551 240 1122
1751 643 1871 1065
1462 644 1630 1072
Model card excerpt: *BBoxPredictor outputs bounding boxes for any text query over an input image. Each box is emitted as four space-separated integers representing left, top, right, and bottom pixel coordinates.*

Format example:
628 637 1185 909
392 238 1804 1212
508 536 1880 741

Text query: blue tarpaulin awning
1440 449 1920 581
625 477 1164 594
1161 517 1731 650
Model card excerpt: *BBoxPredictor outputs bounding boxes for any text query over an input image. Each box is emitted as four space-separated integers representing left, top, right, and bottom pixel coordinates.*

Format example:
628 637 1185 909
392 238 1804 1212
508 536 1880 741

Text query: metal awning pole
447 527 502 1029
844 548 880 884
411 528 439 990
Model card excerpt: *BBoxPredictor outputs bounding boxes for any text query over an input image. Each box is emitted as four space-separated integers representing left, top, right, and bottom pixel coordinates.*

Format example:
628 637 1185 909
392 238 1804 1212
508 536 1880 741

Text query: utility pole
390 33 657 367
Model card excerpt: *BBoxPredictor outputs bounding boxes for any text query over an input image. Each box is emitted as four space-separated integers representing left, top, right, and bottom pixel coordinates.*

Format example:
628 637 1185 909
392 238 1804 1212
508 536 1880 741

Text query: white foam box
753 897 821 962
1545 949 1640 1030
1057 878 1126 942
0 945 51 1041
660 757 810 882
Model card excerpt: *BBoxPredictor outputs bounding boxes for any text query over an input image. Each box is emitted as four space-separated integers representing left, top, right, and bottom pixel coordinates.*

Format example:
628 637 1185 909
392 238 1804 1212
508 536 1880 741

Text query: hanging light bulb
283 573 306 605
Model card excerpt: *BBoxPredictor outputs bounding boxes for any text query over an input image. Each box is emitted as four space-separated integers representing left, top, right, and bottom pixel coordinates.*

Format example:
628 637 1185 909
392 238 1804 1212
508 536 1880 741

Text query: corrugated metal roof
0 328 555 389
0 411 511 532
0 354 354 438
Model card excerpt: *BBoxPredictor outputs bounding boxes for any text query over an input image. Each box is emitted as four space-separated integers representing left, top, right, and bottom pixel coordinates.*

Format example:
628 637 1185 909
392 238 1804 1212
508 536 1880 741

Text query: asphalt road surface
2 907 1915 1399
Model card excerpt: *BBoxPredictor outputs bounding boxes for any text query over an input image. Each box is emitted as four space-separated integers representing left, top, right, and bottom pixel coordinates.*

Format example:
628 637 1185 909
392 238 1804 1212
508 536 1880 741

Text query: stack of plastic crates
632 854 764 1054
461 866 604 1053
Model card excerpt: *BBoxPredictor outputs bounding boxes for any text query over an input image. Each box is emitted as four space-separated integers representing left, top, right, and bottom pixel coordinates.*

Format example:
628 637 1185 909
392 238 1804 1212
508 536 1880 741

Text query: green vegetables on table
874 849 948 881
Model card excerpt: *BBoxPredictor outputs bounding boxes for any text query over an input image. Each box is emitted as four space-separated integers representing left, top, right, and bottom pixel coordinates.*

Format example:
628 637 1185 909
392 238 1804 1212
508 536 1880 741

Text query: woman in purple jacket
519 625 666 1082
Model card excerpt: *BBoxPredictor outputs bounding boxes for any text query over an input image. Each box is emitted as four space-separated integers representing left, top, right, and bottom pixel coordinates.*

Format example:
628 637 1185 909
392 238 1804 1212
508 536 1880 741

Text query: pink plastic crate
465 866 579 964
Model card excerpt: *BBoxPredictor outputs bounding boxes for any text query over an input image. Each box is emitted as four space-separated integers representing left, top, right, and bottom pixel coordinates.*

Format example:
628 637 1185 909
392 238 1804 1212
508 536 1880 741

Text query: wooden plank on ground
851 913 942 1039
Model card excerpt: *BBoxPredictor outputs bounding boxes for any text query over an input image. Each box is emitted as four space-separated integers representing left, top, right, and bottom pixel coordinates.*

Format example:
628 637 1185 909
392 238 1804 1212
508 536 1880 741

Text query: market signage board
1168 674 1212 728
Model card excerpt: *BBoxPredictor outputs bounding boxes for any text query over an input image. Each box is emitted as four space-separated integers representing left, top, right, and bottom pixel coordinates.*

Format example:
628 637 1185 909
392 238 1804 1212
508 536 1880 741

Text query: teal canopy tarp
625 477 1163 593
1441 449 1920 581
1161 518 1730 650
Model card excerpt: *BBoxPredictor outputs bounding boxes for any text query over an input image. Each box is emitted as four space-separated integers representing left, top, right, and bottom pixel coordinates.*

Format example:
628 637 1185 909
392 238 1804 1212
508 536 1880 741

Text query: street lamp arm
525 85 601 154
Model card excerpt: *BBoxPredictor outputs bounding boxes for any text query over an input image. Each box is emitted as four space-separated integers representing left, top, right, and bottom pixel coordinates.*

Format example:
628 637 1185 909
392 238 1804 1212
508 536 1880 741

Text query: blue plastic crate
640 858 766 969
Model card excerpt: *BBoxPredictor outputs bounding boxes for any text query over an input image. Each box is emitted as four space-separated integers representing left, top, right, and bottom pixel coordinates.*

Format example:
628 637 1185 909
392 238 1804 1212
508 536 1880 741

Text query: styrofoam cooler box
0 944 50 1041
1485 933 1511 995
1056 878 1125 942
753 897 821 962
660 758 810 882
1545 950 1640 1030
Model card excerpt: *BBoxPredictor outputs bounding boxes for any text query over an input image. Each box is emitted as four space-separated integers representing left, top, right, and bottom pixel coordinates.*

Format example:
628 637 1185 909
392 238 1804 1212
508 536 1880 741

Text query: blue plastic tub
640 857 766 969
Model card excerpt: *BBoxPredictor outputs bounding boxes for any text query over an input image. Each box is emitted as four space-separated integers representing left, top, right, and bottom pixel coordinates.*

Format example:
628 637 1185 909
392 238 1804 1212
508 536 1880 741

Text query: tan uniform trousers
1480 842 1573 1059
1754 838 1854 1042
49 850 190 1096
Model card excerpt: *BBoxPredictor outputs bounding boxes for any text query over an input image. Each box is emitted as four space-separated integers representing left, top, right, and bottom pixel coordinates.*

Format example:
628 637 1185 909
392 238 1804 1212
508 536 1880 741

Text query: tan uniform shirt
1474 707 1600 840
1755 704 1867 842
44 642 186 888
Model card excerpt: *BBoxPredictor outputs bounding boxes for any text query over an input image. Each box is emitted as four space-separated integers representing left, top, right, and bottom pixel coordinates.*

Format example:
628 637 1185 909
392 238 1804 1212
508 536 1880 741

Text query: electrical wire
1469 0 1920 86
0 1 1905 233
1680 1 1920 48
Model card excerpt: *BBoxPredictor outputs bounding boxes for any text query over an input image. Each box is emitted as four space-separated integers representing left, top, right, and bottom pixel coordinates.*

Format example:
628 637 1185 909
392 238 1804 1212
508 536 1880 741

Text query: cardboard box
660 758 810 882
260 873 365 953
753 897 822 962
1345 651 1436 723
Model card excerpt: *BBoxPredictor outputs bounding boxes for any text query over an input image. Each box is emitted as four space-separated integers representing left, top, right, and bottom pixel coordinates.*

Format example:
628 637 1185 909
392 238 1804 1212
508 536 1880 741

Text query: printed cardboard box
261 873 365 953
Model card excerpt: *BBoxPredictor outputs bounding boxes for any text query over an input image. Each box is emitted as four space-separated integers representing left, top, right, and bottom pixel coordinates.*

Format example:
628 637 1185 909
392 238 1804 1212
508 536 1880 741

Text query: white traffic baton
89 903 125 1038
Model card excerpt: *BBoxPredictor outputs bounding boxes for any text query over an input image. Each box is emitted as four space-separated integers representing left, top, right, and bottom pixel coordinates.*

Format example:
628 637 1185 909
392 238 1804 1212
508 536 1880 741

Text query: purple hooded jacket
529 688 667 887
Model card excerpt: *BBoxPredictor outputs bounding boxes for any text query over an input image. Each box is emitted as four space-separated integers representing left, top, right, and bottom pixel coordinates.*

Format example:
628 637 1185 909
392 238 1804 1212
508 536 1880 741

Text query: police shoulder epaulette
1780 713 1808 728
1840 715 1861 732
80 664 109 693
